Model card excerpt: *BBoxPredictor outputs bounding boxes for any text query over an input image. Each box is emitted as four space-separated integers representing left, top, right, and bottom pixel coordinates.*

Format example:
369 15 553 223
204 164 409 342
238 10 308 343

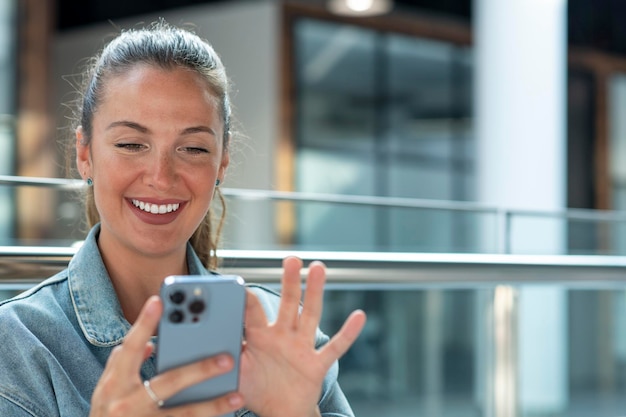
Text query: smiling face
76 64 229 263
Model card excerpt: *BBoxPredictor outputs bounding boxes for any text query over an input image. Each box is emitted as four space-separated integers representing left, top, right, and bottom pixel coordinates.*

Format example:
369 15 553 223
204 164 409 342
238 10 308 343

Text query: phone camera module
169 290 186 305
169 309 185 323
189 299 206 315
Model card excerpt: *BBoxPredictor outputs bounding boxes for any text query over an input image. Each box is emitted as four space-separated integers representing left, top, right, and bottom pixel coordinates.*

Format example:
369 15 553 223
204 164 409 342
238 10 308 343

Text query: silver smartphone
156 274 246 411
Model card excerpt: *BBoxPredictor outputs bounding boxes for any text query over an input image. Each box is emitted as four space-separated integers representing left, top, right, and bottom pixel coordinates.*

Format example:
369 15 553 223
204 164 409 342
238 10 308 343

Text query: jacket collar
67 224 209 347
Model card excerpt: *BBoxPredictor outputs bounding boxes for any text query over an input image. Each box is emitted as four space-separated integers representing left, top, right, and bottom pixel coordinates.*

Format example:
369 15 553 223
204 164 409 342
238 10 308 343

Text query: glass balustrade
3 177 626 417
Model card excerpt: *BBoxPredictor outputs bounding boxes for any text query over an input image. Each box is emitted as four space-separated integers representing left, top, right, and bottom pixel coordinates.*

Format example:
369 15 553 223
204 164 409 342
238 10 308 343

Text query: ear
217 146 230 184
76 126 91 180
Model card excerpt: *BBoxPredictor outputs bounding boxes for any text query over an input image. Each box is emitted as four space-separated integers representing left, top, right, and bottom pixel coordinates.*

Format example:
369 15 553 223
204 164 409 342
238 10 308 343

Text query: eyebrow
106 120 149 133
181 126 217 137
106 121 216 137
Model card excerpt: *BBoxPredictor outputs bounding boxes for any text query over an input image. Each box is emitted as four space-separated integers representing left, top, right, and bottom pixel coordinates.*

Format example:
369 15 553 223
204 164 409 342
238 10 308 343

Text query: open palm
239 257 366 417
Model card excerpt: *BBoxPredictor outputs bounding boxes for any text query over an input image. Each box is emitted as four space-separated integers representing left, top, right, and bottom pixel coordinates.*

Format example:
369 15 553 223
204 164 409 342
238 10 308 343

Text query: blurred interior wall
16 0 57 241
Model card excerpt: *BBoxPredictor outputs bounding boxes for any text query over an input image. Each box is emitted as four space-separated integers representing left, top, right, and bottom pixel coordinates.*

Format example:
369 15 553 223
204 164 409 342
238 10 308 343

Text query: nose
146 150 177 192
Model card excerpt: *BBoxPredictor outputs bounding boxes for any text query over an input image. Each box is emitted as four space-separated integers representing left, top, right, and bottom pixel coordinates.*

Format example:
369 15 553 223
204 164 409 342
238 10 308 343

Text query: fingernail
229 393 243 406
145 297 159 314
217 355 231 368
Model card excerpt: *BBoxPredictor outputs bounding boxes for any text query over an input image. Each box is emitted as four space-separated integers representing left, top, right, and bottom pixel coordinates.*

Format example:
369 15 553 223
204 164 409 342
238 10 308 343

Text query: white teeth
132 199 180 214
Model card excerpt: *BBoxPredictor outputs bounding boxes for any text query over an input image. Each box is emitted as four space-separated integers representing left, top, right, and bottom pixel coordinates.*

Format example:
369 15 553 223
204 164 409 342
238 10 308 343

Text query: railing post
492 285 518 417
479 284 518 417
495 209 511 255
490 209 518 417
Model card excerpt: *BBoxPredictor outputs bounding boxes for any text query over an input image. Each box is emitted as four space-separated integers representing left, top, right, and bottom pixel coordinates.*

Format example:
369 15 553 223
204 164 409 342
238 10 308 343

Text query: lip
126 198 187 226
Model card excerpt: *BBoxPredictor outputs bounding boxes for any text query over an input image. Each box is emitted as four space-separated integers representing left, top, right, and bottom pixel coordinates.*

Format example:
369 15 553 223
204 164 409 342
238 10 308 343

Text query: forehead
102 64 217 101
95 64 223 130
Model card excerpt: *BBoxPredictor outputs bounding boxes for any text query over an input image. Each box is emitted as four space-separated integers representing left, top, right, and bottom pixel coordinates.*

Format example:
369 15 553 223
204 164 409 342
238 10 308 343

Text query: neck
98 239 189 325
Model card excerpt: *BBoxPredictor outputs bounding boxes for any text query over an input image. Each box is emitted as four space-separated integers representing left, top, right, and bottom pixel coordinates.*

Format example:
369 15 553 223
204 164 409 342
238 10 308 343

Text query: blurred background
3 0 626 416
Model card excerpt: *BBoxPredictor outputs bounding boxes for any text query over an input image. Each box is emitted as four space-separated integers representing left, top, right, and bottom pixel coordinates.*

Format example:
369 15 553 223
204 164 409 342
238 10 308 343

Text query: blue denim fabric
0 224 355 417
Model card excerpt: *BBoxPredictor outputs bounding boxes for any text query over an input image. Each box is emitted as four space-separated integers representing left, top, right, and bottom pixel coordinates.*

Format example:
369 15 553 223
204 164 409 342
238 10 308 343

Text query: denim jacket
0 225 355 417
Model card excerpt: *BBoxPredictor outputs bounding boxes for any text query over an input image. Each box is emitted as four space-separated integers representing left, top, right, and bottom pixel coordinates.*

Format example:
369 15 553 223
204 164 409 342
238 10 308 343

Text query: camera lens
169 310 184 323
189 299 205 315
169 290 185 304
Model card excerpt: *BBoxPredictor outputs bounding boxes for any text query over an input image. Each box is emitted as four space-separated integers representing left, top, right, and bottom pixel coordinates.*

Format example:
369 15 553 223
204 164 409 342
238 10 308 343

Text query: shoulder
0 270 68 310
0 269 71 349
0 271 70 337
0 277 70 417
0 269 93 417
0 268 76 364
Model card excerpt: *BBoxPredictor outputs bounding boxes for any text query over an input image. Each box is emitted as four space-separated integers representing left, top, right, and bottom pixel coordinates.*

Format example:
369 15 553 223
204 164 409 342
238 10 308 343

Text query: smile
131 199 181 214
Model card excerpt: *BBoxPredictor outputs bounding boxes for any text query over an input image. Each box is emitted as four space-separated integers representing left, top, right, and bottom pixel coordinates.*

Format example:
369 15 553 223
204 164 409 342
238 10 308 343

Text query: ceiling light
328 0 394 16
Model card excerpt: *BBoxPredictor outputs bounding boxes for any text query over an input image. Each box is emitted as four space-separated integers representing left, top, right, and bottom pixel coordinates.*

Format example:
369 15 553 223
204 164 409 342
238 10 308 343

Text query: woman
0 21 366 417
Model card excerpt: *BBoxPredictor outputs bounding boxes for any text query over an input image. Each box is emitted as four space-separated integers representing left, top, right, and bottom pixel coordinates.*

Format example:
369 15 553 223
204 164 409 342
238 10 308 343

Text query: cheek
92 179 123 210
92 161 137 203
91 152 138 181
187 173 217 200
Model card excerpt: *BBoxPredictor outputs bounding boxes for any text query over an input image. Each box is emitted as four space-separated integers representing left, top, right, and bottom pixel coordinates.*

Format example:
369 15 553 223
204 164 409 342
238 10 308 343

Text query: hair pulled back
76 21 230 270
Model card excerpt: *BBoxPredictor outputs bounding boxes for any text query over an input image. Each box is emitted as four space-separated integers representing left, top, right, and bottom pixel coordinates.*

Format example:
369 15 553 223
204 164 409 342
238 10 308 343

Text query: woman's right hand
89 296 244 417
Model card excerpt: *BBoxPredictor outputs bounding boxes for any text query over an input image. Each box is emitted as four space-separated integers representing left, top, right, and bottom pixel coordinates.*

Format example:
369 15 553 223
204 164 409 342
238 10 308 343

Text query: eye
181 147 210 155
115 143 146 151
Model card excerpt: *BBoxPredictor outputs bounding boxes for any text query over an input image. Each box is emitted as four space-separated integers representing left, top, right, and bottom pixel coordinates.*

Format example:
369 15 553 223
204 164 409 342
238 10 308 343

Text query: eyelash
181 147 209 154
114 144 210 155
115 143 145 151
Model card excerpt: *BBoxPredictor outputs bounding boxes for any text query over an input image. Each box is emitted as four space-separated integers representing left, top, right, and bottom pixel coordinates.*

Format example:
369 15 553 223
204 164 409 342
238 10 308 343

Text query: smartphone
156 274 246 410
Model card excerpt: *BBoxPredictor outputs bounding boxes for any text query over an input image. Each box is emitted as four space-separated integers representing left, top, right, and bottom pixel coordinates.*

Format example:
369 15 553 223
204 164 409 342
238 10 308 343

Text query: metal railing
5 245 626 286
4 174 626 255
3 175 626 417
3 246 626 417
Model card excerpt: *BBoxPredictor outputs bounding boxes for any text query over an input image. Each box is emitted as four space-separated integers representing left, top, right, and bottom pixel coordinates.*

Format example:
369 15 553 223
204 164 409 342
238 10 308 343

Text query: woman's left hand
239 256 366 417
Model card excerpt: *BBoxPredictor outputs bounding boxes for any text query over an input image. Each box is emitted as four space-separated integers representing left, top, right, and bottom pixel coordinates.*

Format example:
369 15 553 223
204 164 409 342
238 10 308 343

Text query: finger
245 289 268 329
319 310 367 369
149 354 235 401
168 391 243 416
115 296 162 373
276 256 303 329
143 341 155 361
299 261 326 342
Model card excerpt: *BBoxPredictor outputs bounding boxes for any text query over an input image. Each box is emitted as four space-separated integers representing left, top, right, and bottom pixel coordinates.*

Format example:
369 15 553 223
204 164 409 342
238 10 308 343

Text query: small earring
215 179 221 186
86 177 93 187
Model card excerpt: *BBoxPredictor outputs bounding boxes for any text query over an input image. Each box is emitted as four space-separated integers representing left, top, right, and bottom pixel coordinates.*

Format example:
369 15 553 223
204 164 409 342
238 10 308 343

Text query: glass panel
608 74 626 255
0 123 14 240
9 181 626 255
325 286 626 417
4 229 626 416
293 18 475 252
295 19 377 153
386 35 474 201
219 194 499 252
560 289 626 417
1 282 626 417
0 186 85 246
507 215 566 255
609 74 626 207
388 207 490 253
0 0 16 240
322 288 482 417
508 211 626 255
0 0 16 116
